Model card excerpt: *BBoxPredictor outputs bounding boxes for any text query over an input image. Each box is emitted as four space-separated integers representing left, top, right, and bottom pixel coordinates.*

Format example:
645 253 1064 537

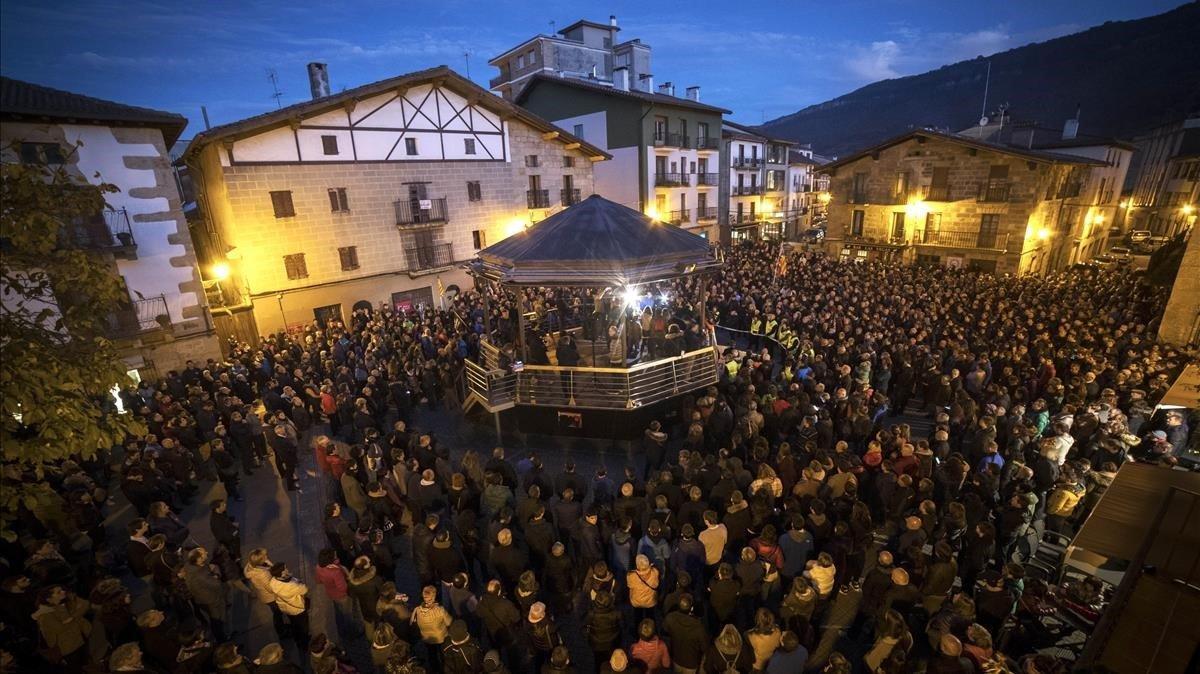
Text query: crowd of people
0 241 1193 674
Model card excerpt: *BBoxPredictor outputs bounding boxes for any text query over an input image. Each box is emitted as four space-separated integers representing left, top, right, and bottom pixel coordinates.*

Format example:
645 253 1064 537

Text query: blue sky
0 0 1184 142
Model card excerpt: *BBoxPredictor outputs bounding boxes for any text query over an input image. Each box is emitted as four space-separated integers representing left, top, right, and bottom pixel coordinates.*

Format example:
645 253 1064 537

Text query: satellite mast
977 60 991 138
463 50 471 80
267 69 284 109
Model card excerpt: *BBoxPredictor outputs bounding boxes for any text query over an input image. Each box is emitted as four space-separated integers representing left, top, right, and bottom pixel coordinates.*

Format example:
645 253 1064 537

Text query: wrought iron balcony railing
405 242 454 272
696 173 720 186
560 188 581 206
978 182 1011 202
655 172 686 187
732 157 762 169
63 208 137 257
395 198 448 226
695 207 719 221
694 137 719 150
912 229 1009 250
667 209 691 224
526 189 551 208
105 294 169 338
732 184 763 196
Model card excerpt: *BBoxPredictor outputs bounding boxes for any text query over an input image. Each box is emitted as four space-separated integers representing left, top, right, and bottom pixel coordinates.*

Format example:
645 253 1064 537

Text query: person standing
314 548 362 641
270 426 299 491
269 562 310 650
32 585 91 670
182 547 229 641
209 499 242 562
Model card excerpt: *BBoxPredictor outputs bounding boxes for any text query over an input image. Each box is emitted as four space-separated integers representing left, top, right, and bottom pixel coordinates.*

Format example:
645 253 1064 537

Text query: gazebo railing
464 345 718 411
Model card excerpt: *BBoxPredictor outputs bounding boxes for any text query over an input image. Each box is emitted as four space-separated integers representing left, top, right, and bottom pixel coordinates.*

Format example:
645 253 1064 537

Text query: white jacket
269 577 308 615
244 563 275 605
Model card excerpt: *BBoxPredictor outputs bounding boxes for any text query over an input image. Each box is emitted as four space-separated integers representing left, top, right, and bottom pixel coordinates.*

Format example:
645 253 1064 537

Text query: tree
1 148 146 540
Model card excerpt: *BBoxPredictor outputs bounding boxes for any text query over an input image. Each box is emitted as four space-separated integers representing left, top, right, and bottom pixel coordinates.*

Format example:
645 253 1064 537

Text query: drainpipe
637 103 655 212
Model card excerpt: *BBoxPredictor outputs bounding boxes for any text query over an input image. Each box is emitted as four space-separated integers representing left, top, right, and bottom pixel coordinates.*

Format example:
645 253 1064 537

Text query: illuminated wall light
644 206 661 221
1037 227 1051 240
1183 204 1195 215
210 262 230 281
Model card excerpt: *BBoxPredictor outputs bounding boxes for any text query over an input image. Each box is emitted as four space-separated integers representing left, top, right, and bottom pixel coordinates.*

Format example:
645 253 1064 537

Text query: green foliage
0 151 146 540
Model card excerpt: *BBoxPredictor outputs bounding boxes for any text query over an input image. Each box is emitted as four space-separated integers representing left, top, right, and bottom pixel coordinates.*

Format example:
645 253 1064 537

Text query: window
573 123 584 139
852 173 868 202
894 171 910 199
656 194 667 213
891 212 906 241
527 50 535 64
463 138 476 155
562 155 575 168
924 212 941 243
654 116 668 142
472 229 487 250
698 192 708 212
517 54 525 68
338 246 359 271
851 210 865 236
19 142 65 165
321 135 339 155
270 191 295 218
698 122 709 144
284 253 308 279
525 154 539 167
405 138 418 156
467 181 482 202
978 214 1000 247
328 187 349 212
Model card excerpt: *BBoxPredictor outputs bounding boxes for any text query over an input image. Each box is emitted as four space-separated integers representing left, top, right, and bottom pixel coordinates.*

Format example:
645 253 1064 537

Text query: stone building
516 73 727 240
488 16 653 101
0 76 221 377
1122 114 1199 237
818 129 1130 275
182 66 606 336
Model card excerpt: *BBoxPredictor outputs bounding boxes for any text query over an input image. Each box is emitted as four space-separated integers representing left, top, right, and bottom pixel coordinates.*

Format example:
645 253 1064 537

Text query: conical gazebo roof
471 194 721 286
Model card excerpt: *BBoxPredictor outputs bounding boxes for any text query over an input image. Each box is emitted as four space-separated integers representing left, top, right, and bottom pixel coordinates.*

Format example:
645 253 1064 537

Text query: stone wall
1159 231 1200 346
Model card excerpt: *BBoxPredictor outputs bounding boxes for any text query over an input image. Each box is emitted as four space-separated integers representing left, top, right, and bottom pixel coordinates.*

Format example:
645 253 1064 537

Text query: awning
1065 462 1200 587
1158 362 1200 409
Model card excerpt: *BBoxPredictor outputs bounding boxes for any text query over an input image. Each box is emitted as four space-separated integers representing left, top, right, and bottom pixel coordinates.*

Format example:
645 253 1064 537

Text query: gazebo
464 195 723 419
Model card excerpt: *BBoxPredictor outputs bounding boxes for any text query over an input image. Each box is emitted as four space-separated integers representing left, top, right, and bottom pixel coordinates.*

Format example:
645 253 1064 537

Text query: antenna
200 106 211 130
267 69 284 109
977 60 991 138
463 50 471 80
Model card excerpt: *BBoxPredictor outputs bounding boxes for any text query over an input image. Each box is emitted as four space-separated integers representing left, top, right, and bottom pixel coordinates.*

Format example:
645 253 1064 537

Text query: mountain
760 2 1200 156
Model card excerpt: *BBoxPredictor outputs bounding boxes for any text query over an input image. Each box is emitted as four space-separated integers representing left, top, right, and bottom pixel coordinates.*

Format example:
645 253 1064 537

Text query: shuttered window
338 246 359 271
270 191 295 218
283 253 307 279
328 187 349 212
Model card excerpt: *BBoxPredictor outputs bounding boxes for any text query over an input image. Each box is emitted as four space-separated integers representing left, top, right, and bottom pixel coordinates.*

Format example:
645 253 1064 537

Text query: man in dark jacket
209 499 242 562
475 580 521 656
442 619 484 674
269 426 299 491
126 518 153 578
663 594 708 671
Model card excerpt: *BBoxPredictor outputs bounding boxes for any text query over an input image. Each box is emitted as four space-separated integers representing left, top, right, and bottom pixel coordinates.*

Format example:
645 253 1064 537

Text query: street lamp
211 262 230 281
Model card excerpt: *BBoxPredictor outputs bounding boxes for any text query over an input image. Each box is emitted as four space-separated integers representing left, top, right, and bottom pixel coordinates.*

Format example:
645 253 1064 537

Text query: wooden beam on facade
542 131 559 141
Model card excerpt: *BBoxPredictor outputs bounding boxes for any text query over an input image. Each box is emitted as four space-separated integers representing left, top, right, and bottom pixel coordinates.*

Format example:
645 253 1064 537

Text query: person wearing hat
253 642 303 674
522 602 562 673
704 623 753 672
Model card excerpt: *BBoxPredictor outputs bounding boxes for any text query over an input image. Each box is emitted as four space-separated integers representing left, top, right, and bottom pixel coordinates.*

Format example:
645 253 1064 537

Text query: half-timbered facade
184 66 607 336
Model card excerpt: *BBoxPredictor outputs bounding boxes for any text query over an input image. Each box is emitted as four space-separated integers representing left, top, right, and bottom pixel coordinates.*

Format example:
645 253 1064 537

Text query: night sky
0 0 1185 142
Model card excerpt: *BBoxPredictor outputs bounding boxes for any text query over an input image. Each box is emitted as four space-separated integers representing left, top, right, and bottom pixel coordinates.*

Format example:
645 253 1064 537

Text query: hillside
760 2 1200 156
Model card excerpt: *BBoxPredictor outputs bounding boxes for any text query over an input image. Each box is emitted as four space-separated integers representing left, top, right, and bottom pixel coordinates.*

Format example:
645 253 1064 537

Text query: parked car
1109 246 1132 259
801 226 826 241
1129 230 1152 244
1092 255 1117 268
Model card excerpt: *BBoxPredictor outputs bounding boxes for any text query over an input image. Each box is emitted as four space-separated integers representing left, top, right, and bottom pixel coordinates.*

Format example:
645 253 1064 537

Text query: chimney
610 14 618 27
1062 104 1080 140
307 62 330 99
686 86 700 102
658 81 674 97
613 66 629 92
639 74 653 92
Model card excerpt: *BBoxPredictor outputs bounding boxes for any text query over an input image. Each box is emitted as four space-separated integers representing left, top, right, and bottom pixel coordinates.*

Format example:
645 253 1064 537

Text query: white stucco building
1 76 221 375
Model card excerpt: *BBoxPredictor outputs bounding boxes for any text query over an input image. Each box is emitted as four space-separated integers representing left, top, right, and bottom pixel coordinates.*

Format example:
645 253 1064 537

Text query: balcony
732 213 762 226
694 137 719 151
695 207 718 221
733 184 763 196
978 182 1011 203
655 172 686 187
488 72 509 89
912 229 1009 250
560 188 581 206
63 208 137 259
923 185 951 201
732 157 762 169
526 189 551 208
652 132 689 148
395 198 448 227
405 242 454 272
104 294 169 338
696 173 720 186
666 209 691 225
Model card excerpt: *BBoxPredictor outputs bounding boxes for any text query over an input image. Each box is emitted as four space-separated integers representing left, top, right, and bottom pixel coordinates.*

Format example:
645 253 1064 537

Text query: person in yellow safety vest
725 351 741 379
764 314 779 343
749 311 763 349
